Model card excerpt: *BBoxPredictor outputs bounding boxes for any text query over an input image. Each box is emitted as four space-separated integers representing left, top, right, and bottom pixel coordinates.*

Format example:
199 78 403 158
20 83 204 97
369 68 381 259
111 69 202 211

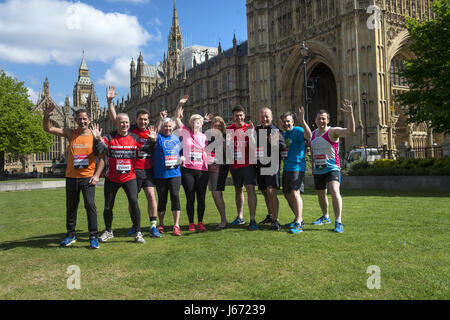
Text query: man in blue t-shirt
280 107 312 234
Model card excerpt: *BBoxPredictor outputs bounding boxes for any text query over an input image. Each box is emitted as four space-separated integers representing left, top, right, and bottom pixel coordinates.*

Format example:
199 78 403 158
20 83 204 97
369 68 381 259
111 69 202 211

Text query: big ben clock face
81 93 89 104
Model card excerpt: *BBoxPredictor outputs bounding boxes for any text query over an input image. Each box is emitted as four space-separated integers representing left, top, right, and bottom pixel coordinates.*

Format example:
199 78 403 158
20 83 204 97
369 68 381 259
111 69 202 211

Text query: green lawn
0 186 449 300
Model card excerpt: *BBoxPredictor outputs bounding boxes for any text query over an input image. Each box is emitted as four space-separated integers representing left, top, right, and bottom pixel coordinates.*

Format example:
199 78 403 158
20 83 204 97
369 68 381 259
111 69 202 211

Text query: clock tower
73 50 94 108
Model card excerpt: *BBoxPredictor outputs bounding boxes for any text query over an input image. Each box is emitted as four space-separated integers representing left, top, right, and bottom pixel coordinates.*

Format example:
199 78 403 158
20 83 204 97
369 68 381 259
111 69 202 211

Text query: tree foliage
396 0 450 134
0 70 52 171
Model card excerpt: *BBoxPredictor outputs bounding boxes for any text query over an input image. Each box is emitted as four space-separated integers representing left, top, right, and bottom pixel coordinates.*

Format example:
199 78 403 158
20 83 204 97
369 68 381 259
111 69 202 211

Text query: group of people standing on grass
42 86 355 249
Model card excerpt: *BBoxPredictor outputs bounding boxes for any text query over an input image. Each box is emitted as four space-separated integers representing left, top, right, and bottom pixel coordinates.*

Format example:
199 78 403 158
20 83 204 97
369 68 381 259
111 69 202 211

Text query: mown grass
0 186 449 300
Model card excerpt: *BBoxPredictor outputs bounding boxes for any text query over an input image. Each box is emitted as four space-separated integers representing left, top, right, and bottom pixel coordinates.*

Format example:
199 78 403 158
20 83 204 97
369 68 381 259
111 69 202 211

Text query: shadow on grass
0 222 336 251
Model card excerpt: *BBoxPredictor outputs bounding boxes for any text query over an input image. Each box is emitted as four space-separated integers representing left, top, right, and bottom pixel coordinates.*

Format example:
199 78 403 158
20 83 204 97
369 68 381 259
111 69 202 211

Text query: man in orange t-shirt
43 101 104 249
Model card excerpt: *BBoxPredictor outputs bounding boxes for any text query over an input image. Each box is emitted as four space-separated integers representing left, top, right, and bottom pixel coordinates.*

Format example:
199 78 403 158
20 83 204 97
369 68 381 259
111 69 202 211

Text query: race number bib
234 151 243 161
73 154 89 169
189 147 202 162
165 155 178 169
116 159 132 174
281 148 289 159
314 154 327 169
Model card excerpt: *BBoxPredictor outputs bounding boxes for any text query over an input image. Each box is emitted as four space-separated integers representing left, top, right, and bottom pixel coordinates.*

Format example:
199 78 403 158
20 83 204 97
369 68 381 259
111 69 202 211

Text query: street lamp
361 90 368 147
300 41 309 124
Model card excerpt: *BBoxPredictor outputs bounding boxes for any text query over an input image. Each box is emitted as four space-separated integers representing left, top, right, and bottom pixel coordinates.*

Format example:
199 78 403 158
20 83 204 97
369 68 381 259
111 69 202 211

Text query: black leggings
181 167 209 223
66 177 98 238
155 176 181 212
103 178 141 233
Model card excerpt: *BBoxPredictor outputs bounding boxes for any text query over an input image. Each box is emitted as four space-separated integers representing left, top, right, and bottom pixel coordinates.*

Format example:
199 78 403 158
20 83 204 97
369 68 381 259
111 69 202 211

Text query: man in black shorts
255 107 286 231
226 105 258 230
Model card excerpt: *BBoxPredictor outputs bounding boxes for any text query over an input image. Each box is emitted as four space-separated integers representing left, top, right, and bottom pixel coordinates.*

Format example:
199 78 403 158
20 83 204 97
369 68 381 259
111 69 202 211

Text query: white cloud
98 57 131 88
0 0 154 65
27 87 39 104
98 52 155 89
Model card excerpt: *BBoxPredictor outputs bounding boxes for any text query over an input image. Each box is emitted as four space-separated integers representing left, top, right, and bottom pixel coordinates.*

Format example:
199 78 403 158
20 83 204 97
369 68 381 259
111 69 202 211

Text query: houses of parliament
7 0 443 173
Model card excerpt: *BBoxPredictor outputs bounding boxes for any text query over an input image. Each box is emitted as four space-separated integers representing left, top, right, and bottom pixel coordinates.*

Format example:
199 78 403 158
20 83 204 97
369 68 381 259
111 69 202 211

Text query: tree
396 0 450 135
0 70 53 174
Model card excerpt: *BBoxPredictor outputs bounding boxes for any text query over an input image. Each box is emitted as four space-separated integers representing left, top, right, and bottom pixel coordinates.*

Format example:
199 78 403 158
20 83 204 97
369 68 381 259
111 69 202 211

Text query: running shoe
259 214 273 224
270 220 281 231
127 226 136 236
230 217 245 225
60 236 76 247
312 216 331 225
249 220 259 230
285 220 305 228
188 223 196 232
157 224 164 234
197 222 207 232
173 226 181 236
99 230 114 242
89 237 99 249
289 222 304 234
334 222 344 233
150 226 161 238
135 232 146 244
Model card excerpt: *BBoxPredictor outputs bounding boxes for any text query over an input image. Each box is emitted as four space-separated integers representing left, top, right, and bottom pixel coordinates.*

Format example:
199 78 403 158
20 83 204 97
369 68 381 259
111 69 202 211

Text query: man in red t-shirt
107 86 160 238
226 105 258 230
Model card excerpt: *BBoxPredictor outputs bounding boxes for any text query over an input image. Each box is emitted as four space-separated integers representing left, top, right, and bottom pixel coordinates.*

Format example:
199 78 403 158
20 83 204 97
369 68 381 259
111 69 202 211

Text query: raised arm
155 110 167 133
297 106 312 140
330 99 355 139
173 95 189 129
106 86 118 123
42 100 72 138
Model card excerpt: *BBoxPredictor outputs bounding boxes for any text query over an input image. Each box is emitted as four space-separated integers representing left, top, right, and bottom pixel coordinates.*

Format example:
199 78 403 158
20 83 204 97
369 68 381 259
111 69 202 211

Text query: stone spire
43 76 49 97
80 49 88 71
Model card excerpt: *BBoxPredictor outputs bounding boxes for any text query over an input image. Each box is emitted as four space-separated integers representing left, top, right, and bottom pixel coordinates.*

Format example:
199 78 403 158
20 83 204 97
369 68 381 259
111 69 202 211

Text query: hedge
348 157 450 176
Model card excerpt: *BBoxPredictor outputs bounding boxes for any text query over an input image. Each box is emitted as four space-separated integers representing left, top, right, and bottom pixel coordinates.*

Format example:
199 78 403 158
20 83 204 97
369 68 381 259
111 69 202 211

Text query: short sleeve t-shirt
282 126 306 172
226 123 254 170
130 126 152 170
152 133 182 179
178 124 208 172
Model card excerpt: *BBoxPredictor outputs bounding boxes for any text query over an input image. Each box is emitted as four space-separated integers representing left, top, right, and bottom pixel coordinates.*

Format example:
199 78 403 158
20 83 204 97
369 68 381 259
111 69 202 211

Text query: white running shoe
99 230 114 242
135 232 146 244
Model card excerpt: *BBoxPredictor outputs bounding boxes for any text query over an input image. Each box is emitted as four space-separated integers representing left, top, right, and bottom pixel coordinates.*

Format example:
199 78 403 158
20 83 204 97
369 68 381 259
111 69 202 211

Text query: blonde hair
211 116 226 134
189 114 204 126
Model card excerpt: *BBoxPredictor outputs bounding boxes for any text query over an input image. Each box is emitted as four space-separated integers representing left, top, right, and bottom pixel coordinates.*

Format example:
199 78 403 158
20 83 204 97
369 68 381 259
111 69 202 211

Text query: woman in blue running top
153 112 185 236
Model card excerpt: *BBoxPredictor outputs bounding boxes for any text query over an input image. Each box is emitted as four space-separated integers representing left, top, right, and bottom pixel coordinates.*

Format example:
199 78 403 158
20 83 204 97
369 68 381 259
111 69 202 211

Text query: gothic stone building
8 0 439 174
121 0 440 158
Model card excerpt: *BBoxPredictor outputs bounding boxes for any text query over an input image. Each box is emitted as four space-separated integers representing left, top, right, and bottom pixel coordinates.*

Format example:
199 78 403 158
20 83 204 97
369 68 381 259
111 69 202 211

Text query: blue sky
0 0 247 108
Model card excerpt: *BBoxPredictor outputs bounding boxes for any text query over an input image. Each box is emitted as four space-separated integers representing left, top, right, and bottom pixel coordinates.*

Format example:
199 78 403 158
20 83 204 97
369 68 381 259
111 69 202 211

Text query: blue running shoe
150 226 161 238
334 222 344 233
249 220 259 230
285 220 305 228
312 216 331 225
60 236 76 247
89 237 99 249
289 222 303 234
127 226 136 236
230 217 245 225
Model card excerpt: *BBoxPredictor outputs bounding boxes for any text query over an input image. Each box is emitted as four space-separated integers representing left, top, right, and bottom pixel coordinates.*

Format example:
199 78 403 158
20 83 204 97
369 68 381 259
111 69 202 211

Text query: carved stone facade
246 0 438 154
120 0 439 158
120 1 249 126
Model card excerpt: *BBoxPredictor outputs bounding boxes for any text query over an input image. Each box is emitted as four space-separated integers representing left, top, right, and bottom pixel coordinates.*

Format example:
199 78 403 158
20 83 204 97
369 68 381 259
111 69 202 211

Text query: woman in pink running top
173 96 210 232
310 99 355 233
